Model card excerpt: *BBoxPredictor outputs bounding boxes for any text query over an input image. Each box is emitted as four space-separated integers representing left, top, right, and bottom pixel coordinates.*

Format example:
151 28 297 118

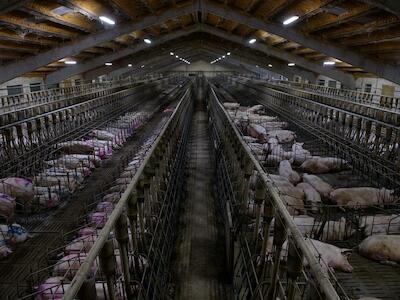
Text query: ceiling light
128 64 132 67
227 52 231 55
268 64 273 67
99 16 115 25
144 38 151 44
170 52 174 55
323 61 336 66
141 65 144 68
175 55 179 58
248 38 257 44
256 65 259 68
105 62 112 66
222 55 226 58
288 62 295 66
64 60 77 65
283 16 299 25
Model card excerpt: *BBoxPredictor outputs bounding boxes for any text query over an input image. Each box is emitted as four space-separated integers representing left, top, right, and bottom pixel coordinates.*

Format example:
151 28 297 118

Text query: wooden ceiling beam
108 0 143 19
20 1 98 33
0 41 38 53
324 14 400 39
341 27 400 46
360 41 400 53
0 29 57 46
0 0 32 14
256 0 297 19
0 14 78 39
302 3 376 33
279 0 337 22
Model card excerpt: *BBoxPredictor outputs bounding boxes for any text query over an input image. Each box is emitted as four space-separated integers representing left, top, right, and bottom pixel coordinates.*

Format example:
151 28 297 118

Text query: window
7 85 23 95
328 80 337 88
318 79 325 86
30 83 41 92
294 76 301 83
74 79 81 86
364 84 372 93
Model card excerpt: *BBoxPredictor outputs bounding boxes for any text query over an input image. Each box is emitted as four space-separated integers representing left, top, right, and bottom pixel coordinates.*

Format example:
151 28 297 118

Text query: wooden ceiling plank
0 14 78 39
0 29 57 46
256 0 297 19
341 27 400 46
20 1 97 33
325 14 400 39
108 0 142 19
302 2 376 33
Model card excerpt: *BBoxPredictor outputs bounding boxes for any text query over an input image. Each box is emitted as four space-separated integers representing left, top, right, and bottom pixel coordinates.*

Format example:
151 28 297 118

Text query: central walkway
171 96 230 299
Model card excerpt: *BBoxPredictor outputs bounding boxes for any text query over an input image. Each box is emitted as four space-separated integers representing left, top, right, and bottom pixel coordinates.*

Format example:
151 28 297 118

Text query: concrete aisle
171 99 230 300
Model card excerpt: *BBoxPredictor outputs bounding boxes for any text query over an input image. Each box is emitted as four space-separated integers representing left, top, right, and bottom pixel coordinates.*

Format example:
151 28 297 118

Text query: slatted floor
171 98 230 300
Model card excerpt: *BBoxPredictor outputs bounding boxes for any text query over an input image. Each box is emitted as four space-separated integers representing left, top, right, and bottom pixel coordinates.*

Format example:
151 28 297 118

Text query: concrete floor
171 98 230 299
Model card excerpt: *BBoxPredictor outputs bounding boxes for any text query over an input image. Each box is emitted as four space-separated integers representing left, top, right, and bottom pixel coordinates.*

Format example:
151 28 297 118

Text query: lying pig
359 235 400 264
270 175 304 215
91 129 115 141
247 124 267 142
279 160 301 184
247 105 264 113
223 102 240 110
0 223 29 244
300 157 350 174
306 239 353 272
53 253 97 278
296 183 321 212
267 130 296 144
360 214 400 235
35 193 61 208
0 194 15 219
330 187 396 208
58 141 94 154
0 177 34 204
243 136 257 144
249 143 266 155
303 174 333 199
90 212 108 228
291 142 312 165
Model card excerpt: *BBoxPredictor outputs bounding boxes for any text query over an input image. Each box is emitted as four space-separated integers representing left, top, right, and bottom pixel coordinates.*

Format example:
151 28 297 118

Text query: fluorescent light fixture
175 55 179 58
144 38 151 44
323 61 336 66
227 52 231 55
128 64 132 67
248 38 256 44
256 65 259 68
64 60 77 65
268 64 273 67
283 15 299 25
105 62 113 66
288 62 295 67
170 52 174 55
141 65 144 68
99 16 115 25
222 55 226 58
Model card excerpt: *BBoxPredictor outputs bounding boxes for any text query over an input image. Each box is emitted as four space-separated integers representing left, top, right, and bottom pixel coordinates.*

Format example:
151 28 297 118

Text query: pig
246 105 264 113
35 192 61 208
269 145 293 160
312 217 356 241
90 212 108 228
0 223 29 244
96 202 114 213
102 192 121 203
0 245 12 259
279 160 301 184
247 124 267 142
243 136 258 143
63 154 101 167
303 174 333 199
300 157 350 174
260 121 288 131
34 176 78 192
53 253 97 278
65 235 96 254
78 227 97 237
270 175 304 215
265 155 286 166
360 214 400 235
0 177 34 204
306 239 353 272
267 130 296 144
223 102 240 110
0 194 15 219
291 142 312 165
37 276 69 300
358 235 400 264
249 115 277 123
330 187 395 208
296 182 321 212
249 143 266 155
35 186 70 199
46 157 95 170
58 141 95 154
91 129 115 141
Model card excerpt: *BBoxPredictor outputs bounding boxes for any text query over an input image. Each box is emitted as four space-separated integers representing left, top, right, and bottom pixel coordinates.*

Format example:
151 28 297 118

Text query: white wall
170 60 237 76
315 75 341 89
355 77 400 97
0 77 44 96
